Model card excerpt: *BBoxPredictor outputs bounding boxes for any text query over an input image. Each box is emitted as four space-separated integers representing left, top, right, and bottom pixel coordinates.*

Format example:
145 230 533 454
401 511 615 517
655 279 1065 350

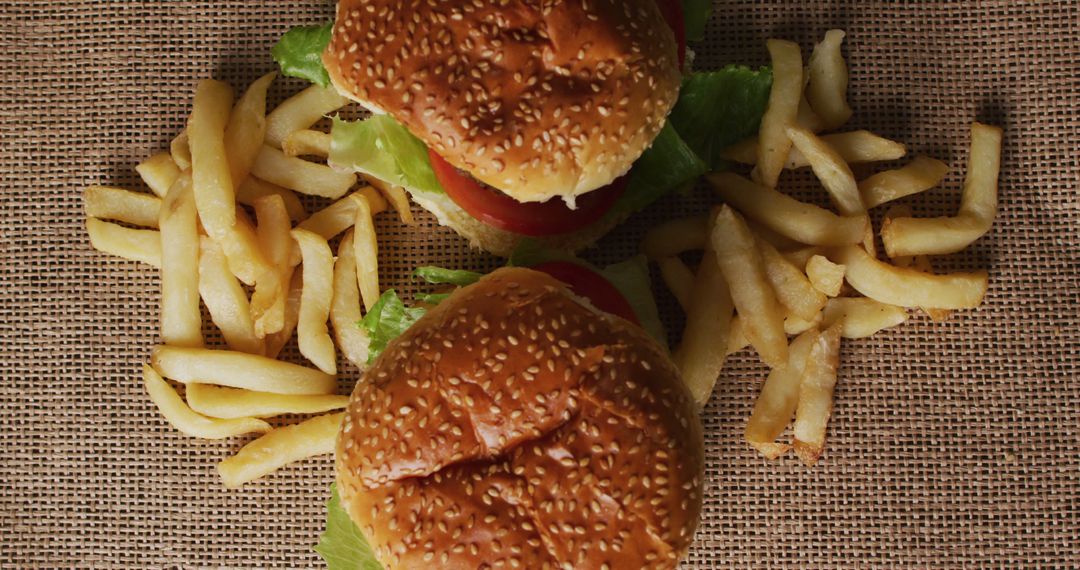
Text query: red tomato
531 261 640 325
428 149 628 237
656 0 687 67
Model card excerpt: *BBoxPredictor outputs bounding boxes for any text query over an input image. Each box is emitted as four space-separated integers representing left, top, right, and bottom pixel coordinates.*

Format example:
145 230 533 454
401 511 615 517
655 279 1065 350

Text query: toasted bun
336 267 704 569
323 0 681 203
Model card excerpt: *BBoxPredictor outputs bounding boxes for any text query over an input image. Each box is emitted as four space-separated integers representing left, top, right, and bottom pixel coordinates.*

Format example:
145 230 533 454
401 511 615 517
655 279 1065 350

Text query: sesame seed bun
336 267 705 569
323 0 682 204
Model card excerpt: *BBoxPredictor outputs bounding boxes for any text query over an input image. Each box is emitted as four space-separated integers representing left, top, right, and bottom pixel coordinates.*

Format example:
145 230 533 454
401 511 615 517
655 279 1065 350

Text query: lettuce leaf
682 0 713 43
359 289 427 364
669 66 773 169
414 266 483 286
315 484 384 570
607 122 708 220
415 292 452 305
271 24 333 87
329 116 443 195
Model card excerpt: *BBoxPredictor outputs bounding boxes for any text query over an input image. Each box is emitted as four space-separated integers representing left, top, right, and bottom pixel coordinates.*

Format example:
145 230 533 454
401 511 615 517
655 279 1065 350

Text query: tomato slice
428 149 628 237
531 261 641 325
656 0 686 67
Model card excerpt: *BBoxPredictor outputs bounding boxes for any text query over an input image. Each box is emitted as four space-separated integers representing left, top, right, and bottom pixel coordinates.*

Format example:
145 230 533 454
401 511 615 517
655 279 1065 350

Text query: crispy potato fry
199 237 264 354
796 95 824 132
218 209 271 287
859 155 950 209
353 194 381 312
673 244 734 406
758 240 827 320
793 323 842 465
158 175 202 348
786 126 864 215
265 85 348 148
806 30 852 130
83 186 161 228
283 129 332 158
332 231 373 369
265 270 303 359
217 412 343 488
151 345 336 395
85 218 162 267
186 383 348 419
712 206 788 368
236 177 307 221
722 131 907 169
251 145 356 199
642 215 709 259
373 181 416 226
910 255 954 322
250 195 293 338
708 172 868 246
806 255 846 297
135 152 181 198
188 79 237 242
781 246 825 269
296 187 387 241
171 130 191 171
882 123 1002 256
657 256 695 311
291 228 337 375
821 297 908 338
831 245 988 309
142 365 270 439
745 330 819 459
785 312 822 335
726 315 750 356
224 71 275 186
752 39 804 188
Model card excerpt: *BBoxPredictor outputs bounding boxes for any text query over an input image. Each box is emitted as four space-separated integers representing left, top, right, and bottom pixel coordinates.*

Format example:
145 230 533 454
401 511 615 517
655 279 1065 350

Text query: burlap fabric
1 1 1077 567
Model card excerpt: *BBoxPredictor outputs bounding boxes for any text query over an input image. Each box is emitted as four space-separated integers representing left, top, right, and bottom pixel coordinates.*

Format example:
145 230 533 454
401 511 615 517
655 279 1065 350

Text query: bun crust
323 0 681 203
336 268 704 569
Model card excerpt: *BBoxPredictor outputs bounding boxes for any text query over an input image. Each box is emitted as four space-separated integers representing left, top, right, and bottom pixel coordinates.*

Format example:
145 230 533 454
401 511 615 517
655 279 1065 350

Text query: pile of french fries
654 31 1002 465
85 75 414 487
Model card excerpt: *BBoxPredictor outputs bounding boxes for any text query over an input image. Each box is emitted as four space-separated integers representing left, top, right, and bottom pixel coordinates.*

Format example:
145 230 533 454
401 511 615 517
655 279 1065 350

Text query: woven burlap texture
2 1 1078 568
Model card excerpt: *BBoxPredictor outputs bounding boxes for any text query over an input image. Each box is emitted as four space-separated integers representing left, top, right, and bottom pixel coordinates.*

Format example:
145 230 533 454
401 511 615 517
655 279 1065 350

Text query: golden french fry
911 256 954 322
821 297 908 338
673 243 734 406
796 95 824 132
291 229 337 375
251 145 356 199
712 206 788 368
86 218 162 267
642 215 709 259
787 126 864 215
745 219 803 251
265 85 348 148
784 311 822 335
745 329 819 459
171 130 191 171
135 152 181 198
882 123 1002 256
142 365 270 439
758 239 827 321
188 79 237 242
333 231 373 369
250 194 293 338
726 315 749 356
353 195 381 312
159 175 202 348
708 172 868 246
265 270 303 359
296 187 386 240
657 256 695 311
722 131 907 169
831 245 988 309
151 345 336 395
199 237 264 355
793 323 842 466
780 246 825 269
806 30 852 130
283 129 332 158
186 383 347 419
372 180 416 226
217 412 343 488
237 177 307 221
83 186 161 228
219 209 271 287
859 156 950 209
752 39 804 188
224 71 276 186
806 255 846 297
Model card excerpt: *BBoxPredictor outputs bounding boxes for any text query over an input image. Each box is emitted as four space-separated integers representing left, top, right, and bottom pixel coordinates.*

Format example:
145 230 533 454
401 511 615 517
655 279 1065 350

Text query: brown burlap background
2 1 1078 567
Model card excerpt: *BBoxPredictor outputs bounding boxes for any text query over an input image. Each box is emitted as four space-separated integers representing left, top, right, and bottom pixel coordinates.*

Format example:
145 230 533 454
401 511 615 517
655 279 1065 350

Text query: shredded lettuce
359 289 427 365
271 24 333 87
329 116 443 195
414 266 483 286
682 0 713 43
608 122 708 220
315 484 384 570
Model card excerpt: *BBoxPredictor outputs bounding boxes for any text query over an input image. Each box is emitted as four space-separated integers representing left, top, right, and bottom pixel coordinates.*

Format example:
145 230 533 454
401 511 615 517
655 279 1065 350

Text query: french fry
265 85 348 148
217 412 344 488
752 39 804 188
332 231 373 369
859 156 950 209
786 126 864 215
831 245 988 309
708 172 868 246
805 255 846 297
372 180 416 226
781 246 825 269
236 177 307 222
251 145 356 199
219 209 271 287
283 129 332 158
186 383 348 419
882 206 952 320
85 218 162 267
745 330 819 459
657 256 695 311
151 345 336 395
673 241 734 406
881 123 1002 256
793 323 843 466
712 206 788 368
188 78 237 242
796 95 824 132
83 186 161 228
806 30 852 130
745 219 803 251
821 297 908 338
291 228 337 375
757 239 827 321
296 188 387 240
353 194 381 312
135 152 181 198
642 215 709 259
722 131 907 169
142 365 270 439
224 71 276 186
265 270 303 359
171 130 191 171
250 194 293 338
158 175 202 348
784 312 822 335
726 315 749 356
199 237 264 355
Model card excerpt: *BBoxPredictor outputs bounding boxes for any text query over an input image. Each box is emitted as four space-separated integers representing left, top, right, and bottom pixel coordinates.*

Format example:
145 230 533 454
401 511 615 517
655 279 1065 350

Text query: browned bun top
323 0 681 203
336 267 704 569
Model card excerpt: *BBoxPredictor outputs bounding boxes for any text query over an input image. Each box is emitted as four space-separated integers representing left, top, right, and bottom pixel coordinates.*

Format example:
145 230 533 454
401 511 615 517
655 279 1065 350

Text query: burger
330 266 705 569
